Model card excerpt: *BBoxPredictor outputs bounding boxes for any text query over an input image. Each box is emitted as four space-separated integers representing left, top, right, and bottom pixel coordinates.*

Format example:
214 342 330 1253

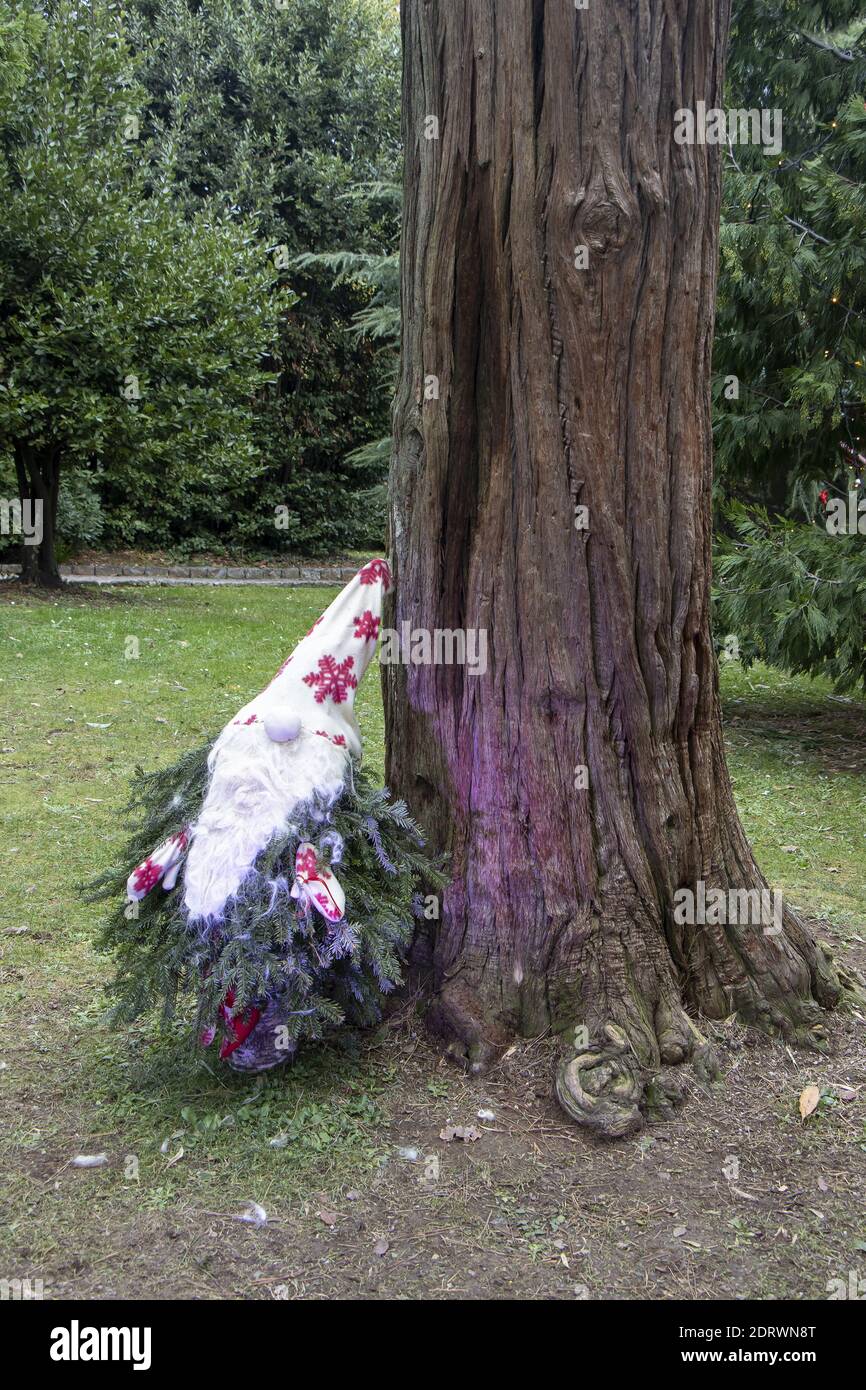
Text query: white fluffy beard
182 724 349 922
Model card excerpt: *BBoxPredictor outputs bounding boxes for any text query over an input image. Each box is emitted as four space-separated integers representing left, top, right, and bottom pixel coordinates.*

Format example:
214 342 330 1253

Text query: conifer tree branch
797 30 856 63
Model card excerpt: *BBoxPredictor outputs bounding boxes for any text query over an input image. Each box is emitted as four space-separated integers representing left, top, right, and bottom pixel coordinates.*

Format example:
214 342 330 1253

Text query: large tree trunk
384 0 849 1137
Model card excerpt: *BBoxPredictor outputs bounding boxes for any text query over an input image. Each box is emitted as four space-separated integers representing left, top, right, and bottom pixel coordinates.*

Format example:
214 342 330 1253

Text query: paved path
1 562 351 587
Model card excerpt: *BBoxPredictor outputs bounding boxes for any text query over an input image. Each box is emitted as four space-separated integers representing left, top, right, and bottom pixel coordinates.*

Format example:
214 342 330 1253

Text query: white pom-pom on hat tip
263 713 302 744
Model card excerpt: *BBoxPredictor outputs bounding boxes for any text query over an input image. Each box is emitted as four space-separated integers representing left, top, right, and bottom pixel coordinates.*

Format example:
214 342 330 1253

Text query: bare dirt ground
9 948 864 1303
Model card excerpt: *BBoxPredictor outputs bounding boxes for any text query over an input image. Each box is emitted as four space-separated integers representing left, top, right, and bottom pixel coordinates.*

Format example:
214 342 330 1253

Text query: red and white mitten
127 830 189 902
291 841 345 923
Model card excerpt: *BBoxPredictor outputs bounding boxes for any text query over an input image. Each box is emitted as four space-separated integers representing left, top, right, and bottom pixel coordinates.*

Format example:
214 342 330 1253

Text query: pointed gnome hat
129 558 392 923
228 556 391 761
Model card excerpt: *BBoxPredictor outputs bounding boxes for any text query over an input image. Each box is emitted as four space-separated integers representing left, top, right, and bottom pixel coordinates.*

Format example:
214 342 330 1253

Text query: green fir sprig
86 742 446 1054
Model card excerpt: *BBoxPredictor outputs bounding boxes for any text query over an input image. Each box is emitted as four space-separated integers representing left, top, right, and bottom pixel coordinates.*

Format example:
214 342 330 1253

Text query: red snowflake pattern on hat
353 610 381 641
303 654 358 704
359 558 391 590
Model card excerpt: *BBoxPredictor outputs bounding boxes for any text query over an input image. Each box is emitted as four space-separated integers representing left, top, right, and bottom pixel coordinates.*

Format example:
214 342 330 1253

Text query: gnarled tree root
555 1019 720 1140
425 927 864 1139
555 1024 645 1138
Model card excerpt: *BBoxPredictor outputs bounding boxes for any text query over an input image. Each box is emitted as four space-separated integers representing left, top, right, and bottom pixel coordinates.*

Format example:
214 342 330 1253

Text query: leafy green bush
56 470 105 555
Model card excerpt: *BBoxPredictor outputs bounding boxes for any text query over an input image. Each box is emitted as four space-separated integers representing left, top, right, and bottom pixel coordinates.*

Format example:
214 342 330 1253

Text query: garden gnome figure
125 558 391 1069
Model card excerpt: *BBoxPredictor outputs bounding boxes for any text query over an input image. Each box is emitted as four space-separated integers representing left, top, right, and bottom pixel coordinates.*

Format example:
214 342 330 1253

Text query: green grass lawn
1 583 864 1299
721 660 866 934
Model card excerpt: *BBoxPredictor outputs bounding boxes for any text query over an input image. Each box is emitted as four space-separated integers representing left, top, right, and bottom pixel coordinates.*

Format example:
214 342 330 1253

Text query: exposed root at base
425 945 860 1141
555 1023 644 1138
555 1020 721 1140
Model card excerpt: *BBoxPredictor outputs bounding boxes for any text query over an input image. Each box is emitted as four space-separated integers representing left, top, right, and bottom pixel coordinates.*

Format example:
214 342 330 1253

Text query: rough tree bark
384 0 854 1138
